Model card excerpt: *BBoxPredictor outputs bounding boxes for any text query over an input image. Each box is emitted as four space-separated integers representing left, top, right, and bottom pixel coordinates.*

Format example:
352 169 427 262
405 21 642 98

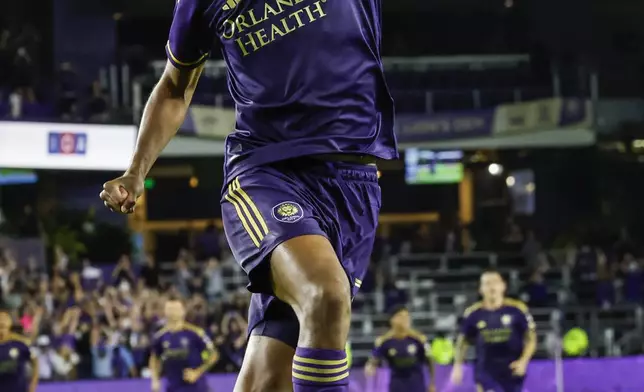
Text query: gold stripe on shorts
225 177 269 247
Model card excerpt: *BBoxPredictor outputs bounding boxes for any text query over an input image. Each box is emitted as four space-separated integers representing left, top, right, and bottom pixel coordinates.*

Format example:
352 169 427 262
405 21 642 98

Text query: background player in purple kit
150 299 219 392
450 271 537 392
365 306 436 392
0 311 38 392
100 0 396 392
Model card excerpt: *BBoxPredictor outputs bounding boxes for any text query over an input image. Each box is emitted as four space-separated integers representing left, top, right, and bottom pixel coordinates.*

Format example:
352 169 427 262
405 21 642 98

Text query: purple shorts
221 158 381 348
476 372 525 392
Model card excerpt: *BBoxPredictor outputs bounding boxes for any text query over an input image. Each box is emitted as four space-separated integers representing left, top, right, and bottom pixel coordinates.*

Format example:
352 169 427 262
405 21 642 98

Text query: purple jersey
460 299 535 382
166 0 397 182
372 330 429 392
152 323 216 392
0 335 34 392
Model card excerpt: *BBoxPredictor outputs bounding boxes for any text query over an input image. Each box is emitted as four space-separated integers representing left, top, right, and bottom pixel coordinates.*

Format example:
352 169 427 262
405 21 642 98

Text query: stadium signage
0 121 137 170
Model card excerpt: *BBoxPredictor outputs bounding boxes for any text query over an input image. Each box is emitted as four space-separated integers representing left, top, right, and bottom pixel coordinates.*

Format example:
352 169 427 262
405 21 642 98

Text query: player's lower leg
271 235 352 392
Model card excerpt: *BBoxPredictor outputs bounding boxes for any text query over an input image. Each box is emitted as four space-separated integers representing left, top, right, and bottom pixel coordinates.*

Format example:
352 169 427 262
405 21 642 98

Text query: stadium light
488 163 503 176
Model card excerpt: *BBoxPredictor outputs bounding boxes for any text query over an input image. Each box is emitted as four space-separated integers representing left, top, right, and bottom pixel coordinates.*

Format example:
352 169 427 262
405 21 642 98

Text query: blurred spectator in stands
130 331 151 374
53 245 70 275
221 311 247 372
383 275 407 312
205 257 225 301
9 88 23 119
522 230 542 267
620 253 643 304
112 255 136 287
91 325 118 379
12 47 35 103
596 251 615 308
50 341 79 380
502 219 524 251
614 227 635 261
25 255 45 281
411 223 433 253
189 274 206 296
523 267 548 308
139 253 160 290
114 332 137 378
33 336 54 381
174 258 192 297
87 80 109 122
461 227 476 252
81 259 102 291
196 223 221 260
57 62 79 119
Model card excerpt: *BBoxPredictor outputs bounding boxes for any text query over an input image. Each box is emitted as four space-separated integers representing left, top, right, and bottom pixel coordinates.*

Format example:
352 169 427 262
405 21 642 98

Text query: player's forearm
454 335 468 365
126 65 201 179
520 330 537 362
30 358 39 390
426 357 435 379
195 350 219 376
149 354 161 382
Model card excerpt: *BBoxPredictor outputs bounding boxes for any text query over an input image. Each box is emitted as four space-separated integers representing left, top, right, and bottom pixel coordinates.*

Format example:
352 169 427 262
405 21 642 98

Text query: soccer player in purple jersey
150 299 219 392
100 0 396 391
365 306 436 392
450 271 537 392
0 312 38 392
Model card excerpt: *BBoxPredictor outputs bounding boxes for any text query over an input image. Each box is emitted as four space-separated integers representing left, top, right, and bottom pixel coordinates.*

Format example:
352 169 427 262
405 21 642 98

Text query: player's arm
196 330 220 375
452 306 478 385
184 328 219 383
365 335 386 376
29 349 39 392
126 0 209 182
126 62 204 180
149 333 164 392
509 302 536 376
453 333 468 367
518 309 537 363
416 334 436 392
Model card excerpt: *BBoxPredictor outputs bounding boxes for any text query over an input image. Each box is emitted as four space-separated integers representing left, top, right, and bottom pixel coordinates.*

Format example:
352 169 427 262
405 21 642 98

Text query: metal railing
158 249 643 363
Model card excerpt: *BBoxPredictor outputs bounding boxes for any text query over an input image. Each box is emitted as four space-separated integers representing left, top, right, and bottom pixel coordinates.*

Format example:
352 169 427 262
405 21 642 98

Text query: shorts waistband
310 153 378 166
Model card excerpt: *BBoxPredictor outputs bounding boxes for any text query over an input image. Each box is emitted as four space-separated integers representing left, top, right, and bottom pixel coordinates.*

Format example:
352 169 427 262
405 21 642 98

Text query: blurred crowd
2 200 644 381
0 247 250 381
0 23 111 122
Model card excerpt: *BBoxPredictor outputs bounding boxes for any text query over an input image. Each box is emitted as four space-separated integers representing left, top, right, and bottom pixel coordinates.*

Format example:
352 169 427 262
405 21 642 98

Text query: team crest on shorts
272 201 304 223
9 348 18 358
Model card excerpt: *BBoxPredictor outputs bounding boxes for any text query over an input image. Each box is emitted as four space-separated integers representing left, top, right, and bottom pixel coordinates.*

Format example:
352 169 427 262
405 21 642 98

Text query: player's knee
237 372 291 392
298 279 351 333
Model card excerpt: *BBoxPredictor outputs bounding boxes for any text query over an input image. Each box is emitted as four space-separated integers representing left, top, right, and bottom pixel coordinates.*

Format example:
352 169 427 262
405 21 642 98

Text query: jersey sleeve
516 306 536 334
166 0 211 69
372 337 387 359
192 328 216 360
19 341 35 361
460 313 478 342
151 334 164 357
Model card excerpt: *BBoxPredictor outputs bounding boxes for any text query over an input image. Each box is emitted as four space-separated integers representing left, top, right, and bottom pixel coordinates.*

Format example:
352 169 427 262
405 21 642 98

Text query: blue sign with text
48 132 87 155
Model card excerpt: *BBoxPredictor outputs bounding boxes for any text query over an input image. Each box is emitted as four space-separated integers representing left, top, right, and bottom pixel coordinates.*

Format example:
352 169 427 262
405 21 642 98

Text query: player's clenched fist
100 174 144 214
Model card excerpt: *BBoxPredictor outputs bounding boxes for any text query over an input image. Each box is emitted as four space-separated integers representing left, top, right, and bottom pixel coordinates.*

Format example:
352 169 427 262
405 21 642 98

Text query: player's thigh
270 234 351 317
221 168 328 295
234 335 295 392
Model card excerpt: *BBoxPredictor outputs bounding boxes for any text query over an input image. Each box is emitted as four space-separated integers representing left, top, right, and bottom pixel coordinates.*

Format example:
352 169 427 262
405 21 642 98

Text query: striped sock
292 347 349 391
